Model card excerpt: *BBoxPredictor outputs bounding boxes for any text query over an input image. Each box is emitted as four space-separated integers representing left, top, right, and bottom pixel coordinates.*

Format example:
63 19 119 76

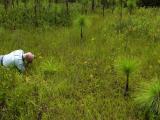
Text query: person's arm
15 59 25 73
17 63 25 73
14 50 25 73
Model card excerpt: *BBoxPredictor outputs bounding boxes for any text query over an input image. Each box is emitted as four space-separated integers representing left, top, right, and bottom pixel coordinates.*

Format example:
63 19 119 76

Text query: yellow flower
91 37 95 41
149 65 153 69
39 56 42 58
90 74 94 78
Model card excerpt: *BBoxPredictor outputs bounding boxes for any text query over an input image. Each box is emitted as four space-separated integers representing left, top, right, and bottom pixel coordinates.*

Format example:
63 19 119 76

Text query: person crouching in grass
0 49 34 73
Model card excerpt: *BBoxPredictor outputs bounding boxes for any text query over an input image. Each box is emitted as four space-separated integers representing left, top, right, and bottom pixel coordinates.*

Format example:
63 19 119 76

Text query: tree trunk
4 0 10 12
92 0 95 11
37 111 43 120
144 110 150 120
120 0 123 20
81 26 83 39
16 0 19 6
124 38 129 52
48 0 52 8
34 0 41 27
54 0 58 4
55 15 57 25
112 0 115 13
11 0 15 8
124 73 129 96
54 7 57 24
34 0 39 27
102 5 105 17
65 0 69 14
119 0 123 33
24 0 28 9
85 5 87 14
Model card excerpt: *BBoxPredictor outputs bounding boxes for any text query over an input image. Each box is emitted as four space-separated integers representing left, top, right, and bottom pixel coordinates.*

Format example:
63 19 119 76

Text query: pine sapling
127 0 137 15
116 58 137 96
76 15 89 39
135 80 160 119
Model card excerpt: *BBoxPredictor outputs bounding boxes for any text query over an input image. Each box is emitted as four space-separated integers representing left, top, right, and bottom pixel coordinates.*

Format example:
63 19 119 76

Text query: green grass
0 7 160 119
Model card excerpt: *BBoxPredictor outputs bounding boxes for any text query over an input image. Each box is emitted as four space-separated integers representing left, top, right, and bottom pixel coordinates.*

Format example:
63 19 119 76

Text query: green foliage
135 80 160 119
116 57 137 75
75 15 90 39
115 57 138 96
127 0 137 14
44 4 72 26
80 0 90 14
0 3 73 28
80 0 90 5
75 15 90 28
40 58 64 73
78 15 86 27
113 15 150 36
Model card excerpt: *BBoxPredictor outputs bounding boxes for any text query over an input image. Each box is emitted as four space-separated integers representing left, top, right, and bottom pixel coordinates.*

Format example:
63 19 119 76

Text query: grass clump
39 58 64 79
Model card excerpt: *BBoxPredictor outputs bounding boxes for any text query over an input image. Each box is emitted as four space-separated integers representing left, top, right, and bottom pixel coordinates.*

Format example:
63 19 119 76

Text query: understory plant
116 57 138 96
135 80 160 120
39 58 64 79
76 15 90 39
127 0 137 15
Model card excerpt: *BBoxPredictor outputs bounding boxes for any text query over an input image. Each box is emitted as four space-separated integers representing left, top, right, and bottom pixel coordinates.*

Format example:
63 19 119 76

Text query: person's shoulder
14 49 24 54
17 49 24 52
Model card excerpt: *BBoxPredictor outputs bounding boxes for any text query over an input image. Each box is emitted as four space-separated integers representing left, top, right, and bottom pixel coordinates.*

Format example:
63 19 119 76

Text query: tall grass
0 7 159 120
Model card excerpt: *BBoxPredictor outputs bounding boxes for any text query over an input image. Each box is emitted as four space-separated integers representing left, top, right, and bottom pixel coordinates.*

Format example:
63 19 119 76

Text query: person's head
23 52 34 63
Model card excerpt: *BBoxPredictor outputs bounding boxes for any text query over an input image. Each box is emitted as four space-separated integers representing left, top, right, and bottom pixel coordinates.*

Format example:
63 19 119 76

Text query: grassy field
0 7 160 120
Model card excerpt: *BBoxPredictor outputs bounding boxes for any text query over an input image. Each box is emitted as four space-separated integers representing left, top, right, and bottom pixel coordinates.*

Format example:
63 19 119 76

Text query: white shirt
3 50 25 72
